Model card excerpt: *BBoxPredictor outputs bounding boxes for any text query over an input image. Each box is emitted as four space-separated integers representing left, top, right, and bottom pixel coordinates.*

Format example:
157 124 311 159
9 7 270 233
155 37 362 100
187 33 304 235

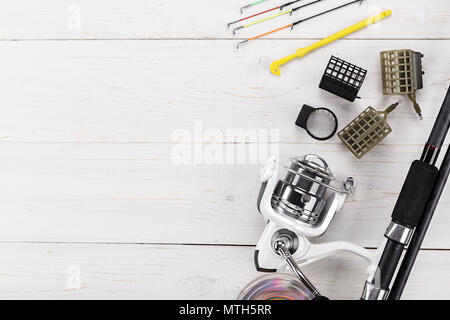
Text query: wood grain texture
0 39 448 248
0 0 449 40
1 141 450 248
0 243 448 300
0 0 449 299
0 39 448 143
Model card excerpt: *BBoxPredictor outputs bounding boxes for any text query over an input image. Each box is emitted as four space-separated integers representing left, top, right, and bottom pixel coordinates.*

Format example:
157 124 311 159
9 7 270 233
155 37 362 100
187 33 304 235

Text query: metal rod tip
227 20 239 28
240 5 251 13
233 26 244 35
236 40 248 49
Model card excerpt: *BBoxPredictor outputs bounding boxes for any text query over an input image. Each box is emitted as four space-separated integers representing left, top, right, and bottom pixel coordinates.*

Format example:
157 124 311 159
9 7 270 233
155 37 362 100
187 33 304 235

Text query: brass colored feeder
380 49 424 119
338 102 400 159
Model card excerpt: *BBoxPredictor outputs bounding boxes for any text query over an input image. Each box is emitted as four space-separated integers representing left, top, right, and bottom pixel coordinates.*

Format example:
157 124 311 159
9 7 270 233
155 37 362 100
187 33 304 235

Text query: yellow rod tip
384 9 393 16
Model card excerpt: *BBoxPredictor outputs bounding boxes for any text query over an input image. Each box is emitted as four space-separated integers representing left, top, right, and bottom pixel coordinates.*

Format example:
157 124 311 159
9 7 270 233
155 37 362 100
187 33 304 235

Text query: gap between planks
0 240 448 252
1 141 448 147
0 38 449 42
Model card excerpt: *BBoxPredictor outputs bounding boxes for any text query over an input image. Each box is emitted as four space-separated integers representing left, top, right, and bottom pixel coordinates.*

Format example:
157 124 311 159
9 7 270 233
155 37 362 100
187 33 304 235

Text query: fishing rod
228 0 305 28
240 0 272 13
236 0 364 49
388 87 450 300
233 0 326 35
362 87 450 300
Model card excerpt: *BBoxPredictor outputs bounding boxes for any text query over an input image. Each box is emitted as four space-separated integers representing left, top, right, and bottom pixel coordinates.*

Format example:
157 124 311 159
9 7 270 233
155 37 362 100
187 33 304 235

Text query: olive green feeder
380 49 424 119
338 102 400 159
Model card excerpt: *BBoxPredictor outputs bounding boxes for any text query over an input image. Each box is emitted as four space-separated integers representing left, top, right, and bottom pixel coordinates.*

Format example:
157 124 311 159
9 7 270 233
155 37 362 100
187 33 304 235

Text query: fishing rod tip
236 40 248 50
233 26 244 35
240 4 251 14
227 19 240 28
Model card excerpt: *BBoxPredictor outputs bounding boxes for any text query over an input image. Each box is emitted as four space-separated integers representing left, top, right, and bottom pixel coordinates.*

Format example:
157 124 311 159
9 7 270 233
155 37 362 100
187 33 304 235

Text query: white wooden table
0 0 449 299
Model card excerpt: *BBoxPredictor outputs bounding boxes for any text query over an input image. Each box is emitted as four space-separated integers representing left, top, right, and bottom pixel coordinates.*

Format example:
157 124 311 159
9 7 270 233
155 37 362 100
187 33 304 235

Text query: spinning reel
241 155 375 299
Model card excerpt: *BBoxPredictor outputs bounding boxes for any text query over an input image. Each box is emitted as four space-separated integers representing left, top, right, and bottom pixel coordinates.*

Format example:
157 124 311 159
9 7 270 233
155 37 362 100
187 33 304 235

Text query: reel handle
297 240 375 268
275 238 325 299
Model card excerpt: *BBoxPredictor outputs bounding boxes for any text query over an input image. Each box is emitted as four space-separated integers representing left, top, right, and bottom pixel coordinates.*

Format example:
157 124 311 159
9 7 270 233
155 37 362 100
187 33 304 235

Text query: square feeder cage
380 49 424 119
338 103 398 159
319 55 367 102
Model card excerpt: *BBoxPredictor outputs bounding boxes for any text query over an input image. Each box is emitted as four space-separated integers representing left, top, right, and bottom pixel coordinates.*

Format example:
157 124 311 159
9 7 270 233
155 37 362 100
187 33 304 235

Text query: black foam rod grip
391 160 438 228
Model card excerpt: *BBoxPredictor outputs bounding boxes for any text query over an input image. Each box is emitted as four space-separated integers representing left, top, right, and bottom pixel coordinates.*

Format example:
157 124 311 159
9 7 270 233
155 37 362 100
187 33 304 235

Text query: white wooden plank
0 39 448 143
1 141 449 247
0 0 448 40
1 0 448 300
0 243 447 299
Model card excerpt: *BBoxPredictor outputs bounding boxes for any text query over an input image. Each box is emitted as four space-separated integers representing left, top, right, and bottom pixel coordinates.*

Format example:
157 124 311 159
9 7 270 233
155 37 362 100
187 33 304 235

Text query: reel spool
238 273 315 300
271 155 353 226
247 155 375 299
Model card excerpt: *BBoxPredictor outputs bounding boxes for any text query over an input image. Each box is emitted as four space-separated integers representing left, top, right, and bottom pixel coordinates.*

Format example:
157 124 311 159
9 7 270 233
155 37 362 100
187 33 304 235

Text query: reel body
254 155 374 274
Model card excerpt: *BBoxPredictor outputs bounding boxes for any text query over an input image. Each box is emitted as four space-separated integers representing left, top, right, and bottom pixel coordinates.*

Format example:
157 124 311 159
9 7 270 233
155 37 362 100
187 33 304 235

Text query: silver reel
254 154 374 276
